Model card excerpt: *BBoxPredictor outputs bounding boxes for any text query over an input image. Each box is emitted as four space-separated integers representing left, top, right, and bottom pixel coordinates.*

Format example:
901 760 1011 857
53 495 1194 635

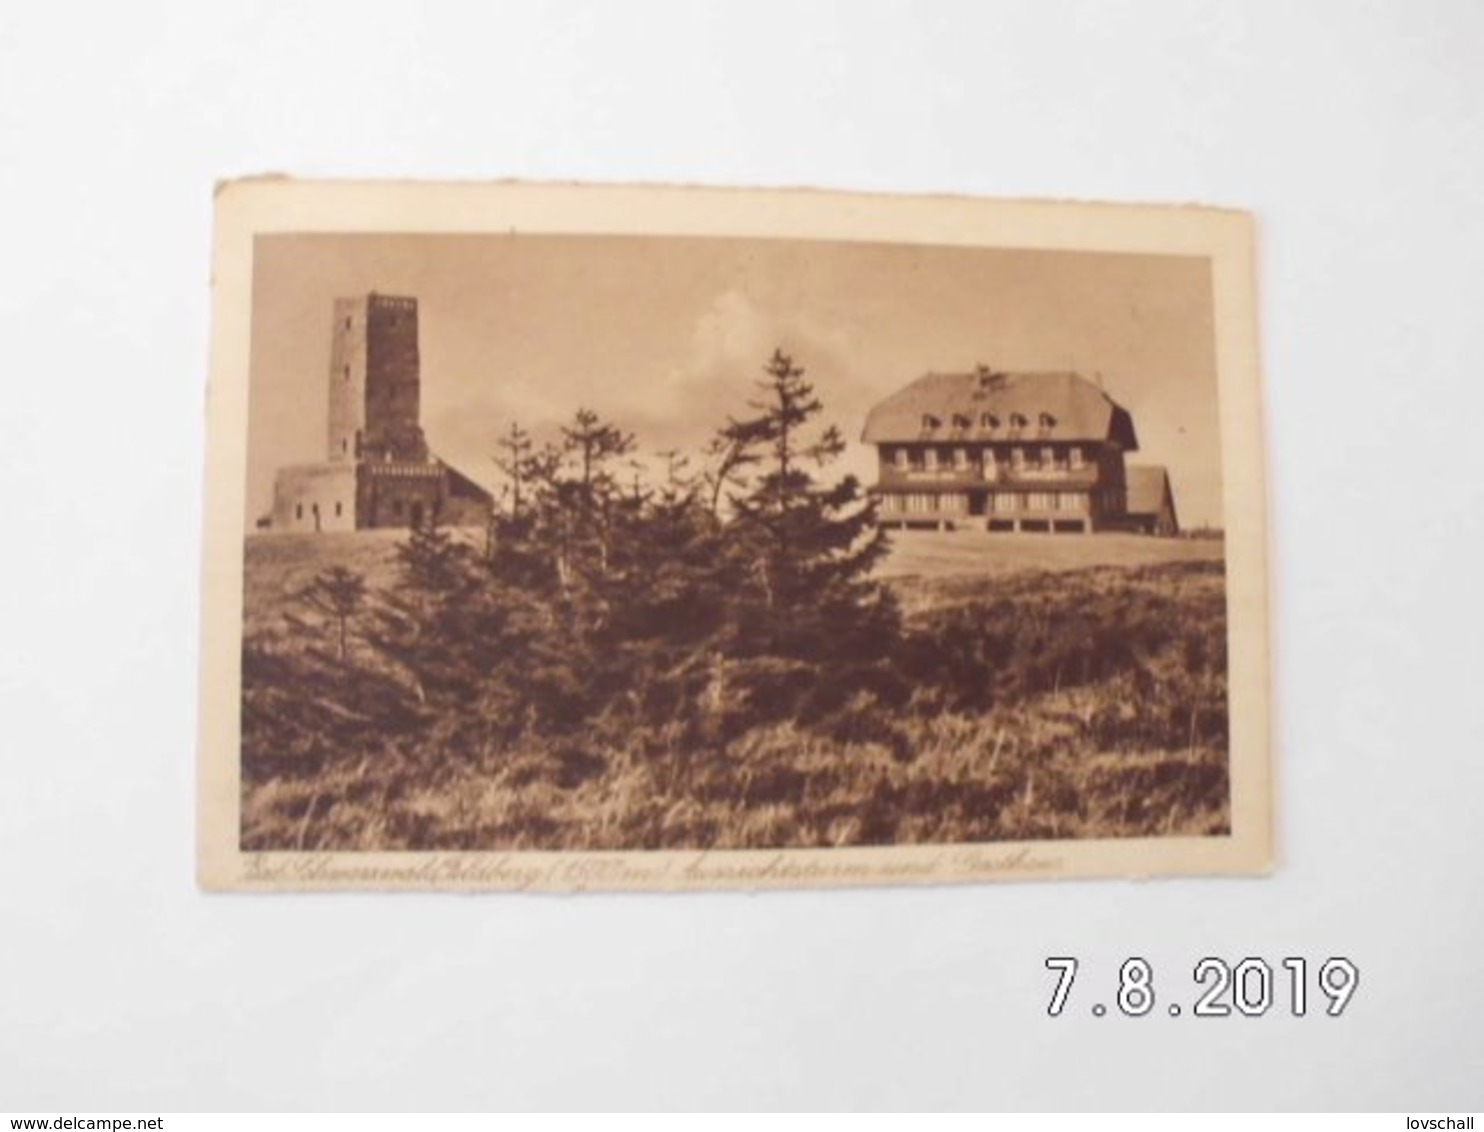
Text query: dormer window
980 411 1000 430
921 413 941 431
1039 412 1057 431
952 413 972 431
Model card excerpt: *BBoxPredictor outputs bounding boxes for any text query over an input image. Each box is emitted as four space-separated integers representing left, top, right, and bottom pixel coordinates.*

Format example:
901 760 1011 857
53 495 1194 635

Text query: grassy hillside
877 528 1224 579
238 528 1229 851
244 527 1221 622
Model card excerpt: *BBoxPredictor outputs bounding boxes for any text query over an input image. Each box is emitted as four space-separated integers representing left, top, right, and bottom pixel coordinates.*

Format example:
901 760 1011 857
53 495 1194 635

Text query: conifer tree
366 508 484 710
493 421 533 518
562 408 635 501
701 427 762 517
295 565 367 664
721 349 896 664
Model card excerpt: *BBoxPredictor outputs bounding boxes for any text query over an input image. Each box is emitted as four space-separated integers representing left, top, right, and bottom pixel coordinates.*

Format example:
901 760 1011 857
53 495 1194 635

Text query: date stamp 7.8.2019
1044 956 1360 1019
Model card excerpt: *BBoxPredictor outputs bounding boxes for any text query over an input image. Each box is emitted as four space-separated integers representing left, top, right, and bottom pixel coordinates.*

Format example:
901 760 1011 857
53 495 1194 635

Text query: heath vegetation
240 351 1229 850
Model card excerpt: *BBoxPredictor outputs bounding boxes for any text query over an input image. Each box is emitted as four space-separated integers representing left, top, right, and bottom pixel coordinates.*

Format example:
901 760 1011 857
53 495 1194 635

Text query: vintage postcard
198 180 1271 891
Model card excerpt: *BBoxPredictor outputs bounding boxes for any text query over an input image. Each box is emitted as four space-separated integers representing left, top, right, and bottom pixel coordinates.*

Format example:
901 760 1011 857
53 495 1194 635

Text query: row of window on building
884 491 1091 514
295 501 345 520
887 445 1087 472
292 496 427 522
921 410 1057 435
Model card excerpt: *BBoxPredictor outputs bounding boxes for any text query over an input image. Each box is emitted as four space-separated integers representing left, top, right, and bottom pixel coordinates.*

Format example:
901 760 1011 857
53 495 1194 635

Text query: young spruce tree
720 349 899 673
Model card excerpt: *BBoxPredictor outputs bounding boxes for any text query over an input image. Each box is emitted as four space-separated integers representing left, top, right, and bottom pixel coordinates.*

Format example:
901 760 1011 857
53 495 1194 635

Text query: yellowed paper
199 180 1271 891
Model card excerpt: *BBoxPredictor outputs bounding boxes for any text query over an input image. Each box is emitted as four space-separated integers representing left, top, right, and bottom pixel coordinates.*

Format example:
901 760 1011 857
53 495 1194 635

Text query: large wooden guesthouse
862 367 1142 533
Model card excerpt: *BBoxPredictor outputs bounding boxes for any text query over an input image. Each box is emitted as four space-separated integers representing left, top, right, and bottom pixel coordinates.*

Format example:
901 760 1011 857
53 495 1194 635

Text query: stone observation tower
270 293 491 532
327 293 428 466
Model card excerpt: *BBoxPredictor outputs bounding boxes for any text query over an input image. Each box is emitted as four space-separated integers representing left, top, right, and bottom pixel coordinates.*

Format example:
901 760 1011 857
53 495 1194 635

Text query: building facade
270 294 492 532
861 368 1141 533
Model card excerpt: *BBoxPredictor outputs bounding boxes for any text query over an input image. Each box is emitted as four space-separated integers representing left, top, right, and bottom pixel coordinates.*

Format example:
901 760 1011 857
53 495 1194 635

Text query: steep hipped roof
1125 465 1176 520
860 370 1138 449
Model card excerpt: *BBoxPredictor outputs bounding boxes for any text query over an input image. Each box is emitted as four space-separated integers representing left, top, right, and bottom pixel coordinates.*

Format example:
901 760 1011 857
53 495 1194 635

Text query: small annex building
1123 465 1180 536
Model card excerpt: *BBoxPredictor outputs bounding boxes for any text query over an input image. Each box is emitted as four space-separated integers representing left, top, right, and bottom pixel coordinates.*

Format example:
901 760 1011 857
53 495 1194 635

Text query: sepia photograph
16 2 1484 1112
198 181 1270 890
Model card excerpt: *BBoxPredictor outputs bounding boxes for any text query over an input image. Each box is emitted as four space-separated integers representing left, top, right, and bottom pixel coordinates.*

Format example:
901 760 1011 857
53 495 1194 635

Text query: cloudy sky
246 233 1222 529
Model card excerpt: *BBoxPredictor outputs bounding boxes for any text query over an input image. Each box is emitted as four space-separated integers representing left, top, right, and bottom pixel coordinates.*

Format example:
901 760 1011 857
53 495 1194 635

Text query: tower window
343 364 349 380
295 504 303 520
345 317 351 330
341 439 348 454
335 502 342 517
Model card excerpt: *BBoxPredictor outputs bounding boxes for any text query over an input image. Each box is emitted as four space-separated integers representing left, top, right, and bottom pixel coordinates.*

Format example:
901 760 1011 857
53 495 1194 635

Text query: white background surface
2 0 1482 1112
